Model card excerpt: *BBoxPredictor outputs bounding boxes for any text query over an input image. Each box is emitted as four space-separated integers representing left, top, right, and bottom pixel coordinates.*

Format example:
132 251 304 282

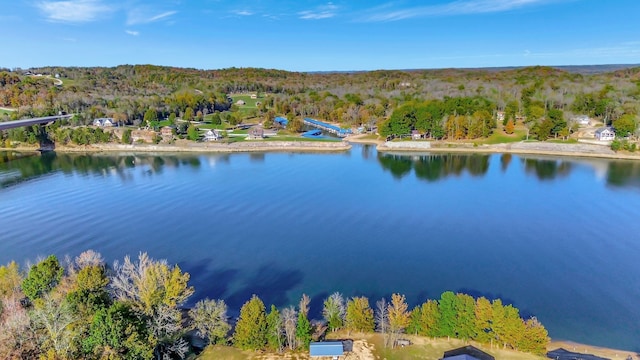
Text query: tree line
1 65 639 142
0 250 549 359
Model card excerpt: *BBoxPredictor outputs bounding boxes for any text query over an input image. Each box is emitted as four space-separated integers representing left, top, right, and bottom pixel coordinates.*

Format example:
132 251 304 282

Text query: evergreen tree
233 295 267 350
295 311 312 350
121 129 132 144
266 305 284 352
22 255 63 301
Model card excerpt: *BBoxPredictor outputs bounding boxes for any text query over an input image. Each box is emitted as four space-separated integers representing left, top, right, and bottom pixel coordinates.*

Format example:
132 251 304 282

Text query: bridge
0 114 73 131
0 114 74 151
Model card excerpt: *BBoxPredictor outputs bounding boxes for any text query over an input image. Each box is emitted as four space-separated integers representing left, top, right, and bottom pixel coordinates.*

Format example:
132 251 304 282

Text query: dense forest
0 251 548 359
1 64 640 145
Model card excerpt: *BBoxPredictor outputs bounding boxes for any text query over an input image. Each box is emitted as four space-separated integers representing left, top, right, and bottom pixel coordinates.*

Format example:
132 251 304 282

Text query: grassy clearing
197 345 247 360
230 94 261 108
479 129 527 144
196 334 546 360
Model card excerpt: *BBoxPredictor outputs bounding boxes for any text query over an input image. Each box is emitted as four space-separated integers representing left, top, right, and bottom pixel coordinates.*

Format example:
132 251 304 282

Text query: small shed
236 100 246 105
310 341 344 359
574 115 591 126
442 346 495 360
595 127 615 141
93 118 114 127
247 126 264 140
411 130 422 140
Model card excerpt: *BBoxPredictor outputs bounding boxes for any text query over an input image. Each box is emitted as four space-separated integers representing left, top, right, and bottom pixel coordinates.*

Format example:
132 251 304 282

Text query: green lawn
0 108 15 117
478 129 527 144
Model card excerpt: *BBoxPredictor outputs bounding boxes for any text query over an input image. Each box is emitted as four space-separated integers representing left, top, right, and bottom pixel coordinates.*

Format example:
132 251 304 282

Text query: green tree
22 255 63 301
266 305 284 352
295 311 312 350
184 107 194 122
474 297 493 343
189 299 230 345
454 293 476 340
210 112 222 125
322 292 345 332
436 291 458 338
83 301 153 360
122 129 132 144
143 108 158 126
187 124 199 141
613 114 637 137
345 296 375 333
168 112 176 125
233 295 267 350
66 265 110 316
414 299 440 337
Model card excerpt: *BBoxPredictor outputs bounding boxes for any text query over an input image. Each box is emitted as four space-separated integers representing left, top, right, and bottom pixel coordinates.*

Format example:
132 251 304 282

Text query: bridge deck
0 114 73 131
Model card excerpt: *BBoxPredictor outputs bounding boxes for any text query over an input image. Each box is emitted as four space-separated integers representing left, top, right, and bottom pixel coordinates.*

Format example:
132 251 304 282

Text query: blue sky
2 0 639 71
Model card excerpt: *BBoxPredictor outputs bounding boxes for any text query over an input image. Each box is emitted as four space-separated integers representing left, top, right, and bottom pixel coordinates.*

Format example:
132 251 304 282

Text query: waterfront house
595 127 615 141
203 129 222 141
93 118 115 127
442 345 495 360
310 341 344 359
247 126 265 140
411 130 422 140
496 111 505 123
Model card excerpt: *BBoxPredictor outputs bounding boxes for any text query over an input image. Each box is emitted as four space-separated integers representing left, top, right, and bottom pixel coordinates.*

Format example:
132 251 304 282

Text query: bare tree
189 299 230 345
31 294 76 359
281 306 297 350
299 293 311 317
0 295 38 359
375 297 389 346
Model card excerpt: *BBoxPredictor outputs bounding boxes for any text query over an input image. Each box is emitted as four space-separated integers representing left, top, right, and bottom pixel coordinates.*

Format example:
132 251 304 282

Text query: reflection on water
0 152 203 188
375 150 640 188
2 147 640 350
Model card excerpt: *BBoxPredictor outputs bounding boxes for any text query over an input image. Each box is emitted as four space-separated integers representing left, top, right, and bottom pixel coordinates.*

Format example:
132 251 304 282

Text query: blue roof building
274 117 289 127
310 341 344 358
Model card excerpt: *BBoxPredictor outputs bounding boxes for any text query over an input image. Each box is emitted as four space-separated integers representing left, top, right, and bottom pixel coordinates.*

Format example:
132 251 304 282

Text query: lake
1 146 639 351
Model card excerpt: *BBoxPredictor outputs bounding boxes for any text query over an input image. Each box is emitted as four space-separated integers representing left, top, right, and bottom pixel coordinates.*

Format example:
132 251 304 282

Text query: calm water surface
1 146 639 350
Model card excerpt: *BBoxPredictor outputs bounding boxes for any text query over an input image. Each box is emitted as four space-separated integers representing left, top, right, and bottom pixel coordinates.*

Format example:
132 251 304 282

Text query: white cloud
299 2 338 20
36 0 113 23
360 0 562 22
233 10 253 16
127 9 177 25
125 30 140 36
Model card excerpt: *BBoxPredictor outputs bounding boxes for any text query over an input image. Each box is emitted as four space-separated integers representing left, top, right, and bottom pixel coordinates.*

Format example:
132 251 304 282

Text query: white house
595 127 615 141
203 129 222 141
574 115 591 126
93 118 114 127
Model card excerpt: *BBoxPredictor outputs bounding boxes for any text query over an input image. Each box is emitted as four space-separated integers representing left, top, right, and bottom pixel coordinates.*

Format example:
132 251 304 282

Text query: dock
303 118 352 137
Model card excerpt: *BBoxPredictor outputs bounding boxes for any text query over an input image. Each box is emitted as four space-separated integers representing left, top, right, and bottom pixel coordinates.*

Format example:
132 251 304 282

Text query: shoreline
3 137 640 161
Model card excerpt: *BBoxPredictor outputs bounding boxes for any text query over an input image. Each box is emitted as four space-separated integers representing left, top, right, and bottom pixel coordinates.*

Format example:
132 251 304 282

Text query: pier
303 118 352 137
